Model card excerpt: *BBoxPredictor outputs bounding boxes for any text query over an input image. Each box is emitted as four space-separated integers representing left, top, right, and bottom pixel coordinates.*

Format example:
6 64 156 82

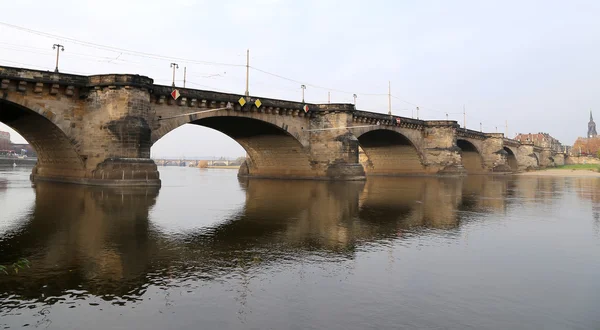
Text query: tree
573 137 600 156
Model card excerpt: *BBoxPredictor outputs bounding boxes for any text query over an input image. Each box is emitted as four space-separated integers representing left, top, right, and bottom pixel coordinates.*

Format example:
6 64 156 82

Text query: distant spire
591 109 594 121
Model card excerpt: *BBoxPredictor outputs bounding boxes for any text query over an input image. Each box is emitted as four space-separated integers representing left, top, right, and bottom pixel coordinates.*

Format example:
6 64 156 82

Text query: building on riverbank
571 111 600 157
514 132 564 152
0 131 37 157
0 131 10 151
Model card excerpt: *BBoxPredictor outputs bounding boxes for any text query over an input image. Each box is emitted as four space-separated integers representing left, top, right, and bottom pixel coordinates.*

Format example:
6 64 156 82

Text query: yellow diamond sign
238 97 246 107
254 99 262 108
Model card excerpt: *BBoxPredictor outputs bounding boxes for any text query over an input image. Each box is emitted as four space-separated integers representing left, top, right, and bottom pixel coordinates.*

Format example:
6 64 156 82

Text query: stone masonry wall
308 106 365 180
516 143 539 170
422 122 465 174
481 134 511 172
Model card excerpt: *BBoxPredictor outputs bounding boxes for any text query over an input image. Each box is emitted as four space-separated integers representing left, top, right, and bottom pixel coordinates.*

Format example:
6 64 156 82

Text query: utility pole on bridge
463 105 466 130
52 44 64 73
245 49 250 97
388 81 392 116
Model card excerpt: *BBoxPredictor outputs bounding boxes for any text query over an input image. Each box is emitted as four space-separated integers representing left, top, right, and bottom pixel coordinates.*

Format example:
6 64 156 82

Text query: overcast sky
1 0 599 158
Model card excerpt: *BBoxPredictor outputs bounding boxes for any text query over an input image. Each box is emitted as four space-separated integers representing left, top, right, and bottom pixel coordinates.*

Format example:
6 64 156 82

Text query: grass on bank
550 164 600 172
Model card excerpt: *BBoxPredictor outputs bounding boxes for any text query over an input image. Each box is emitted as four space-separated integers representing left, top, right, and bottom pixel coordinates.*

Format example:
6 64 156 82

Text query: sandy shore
518 169 600 177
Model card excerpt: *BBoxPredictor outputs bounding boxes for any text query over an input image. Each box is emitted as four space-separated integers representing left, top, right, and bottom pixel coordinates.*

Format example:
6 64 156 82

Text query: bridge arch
151 109 313 178
355 129 425 175
0 99 86 179
532 152 540 167
503 147 518 171
457 139 484 173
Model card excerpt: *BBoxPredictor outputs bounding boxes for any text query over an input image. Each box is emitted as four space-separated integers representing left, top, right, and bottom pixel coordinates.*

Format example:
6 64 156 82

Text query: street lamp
353 94 357 105
52 44 64 73
170 63 179 87
301 84 306 103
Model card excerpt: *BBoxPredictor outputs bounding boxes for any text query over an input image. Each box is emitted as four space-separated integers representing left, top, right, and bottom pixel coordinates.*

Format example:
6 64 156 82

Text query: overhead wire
0 21 246 68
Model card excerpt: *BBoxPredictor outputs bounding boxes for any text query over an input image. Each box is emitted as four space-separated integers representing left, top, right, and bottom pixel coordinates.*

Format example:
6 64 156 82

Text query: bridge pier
539 147 554 167
422 121 467 175
482 133 512 172
516 142 539 171
553 152 566 166
308 106 365 180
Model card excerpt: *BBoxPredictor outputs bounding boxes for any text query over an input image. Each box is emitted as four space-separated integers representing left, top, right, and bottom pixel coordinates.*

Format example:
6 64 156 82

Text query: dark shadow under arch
357 129 424 175
0 100 85 178
156 116 313 178
504 147 518 171
457 139 484 173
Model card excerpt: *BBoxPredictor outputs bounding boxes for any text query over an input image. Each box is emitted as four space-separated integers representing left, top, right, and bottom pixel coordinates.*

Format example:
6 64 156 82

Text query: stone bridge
0 66 565 186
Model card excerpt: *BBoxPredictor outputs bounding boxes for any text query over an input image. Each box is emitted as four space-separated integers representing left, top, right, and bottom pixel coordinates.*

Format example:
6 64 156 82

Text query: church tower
589 110 598 138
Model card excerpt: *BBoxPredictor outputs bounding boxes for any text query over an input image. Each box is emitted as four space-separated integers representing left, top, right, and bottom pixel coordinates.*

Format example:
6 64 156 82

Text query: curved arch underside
357 129 424 175
457 140 484 173
0 100 85 178
189 116 313 177
532 153 540 166
504 147 518 171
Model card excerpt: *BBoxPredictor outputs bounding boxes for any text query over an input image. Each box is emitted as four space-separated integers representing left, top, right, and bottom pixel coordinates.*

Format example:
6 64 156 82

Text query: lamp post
301 84 306 103
353 94 357 105
170 63 179 87
52 44 64 73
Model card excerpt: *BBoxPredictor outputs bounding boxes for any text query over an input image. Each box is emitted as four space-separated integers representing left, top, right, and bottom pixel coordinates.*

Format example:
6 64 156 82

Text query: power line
250 66 387 96
0 21 246 68
0 21 451 112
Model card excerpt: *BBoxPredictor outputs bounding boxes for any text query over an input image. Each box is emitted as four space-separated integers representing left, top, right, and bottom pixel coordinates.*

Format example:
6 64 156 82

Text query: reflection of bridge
1 175 596 304
0 66 566 186
0 176 506 301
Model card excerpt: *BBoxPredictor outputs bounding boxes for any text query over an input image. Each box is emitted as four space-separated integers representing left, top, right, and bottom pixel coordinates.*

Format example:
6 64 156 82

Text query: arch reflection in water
0 182 160 304
0 175 509 309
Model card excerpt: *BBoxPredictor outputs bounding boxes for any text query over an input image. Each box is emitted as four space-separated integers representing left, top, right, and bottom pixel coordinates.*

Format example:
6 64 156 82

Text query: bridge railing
457 128 488 139
352 110 426 125
503 137 521 146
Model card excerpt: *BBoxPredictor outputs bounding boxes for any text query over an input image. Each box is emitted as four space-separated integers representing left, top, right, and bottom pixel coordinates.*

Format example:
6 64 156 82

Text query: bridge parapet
152 84 311 115
457 128 487 140
351 110 426 129
503 138 521 147
0 65 154 90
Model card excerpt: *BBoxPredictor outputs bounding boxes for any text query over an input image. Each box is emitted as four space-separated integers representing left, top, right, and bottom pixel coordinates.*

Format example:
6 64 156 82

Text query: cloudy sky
1 0 599 158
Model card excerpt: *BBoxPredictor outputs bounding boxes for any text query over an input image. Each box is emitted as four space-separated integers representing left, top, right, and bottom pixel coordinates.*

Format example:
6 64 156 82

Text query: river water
0 167 599 329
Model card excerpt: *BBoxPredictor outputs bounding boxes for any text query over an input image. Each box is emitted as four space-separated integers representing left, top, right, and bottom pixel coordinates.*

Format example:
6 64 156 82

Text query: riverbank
518 165 600 177
0 157 37 167
205 165 240 169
